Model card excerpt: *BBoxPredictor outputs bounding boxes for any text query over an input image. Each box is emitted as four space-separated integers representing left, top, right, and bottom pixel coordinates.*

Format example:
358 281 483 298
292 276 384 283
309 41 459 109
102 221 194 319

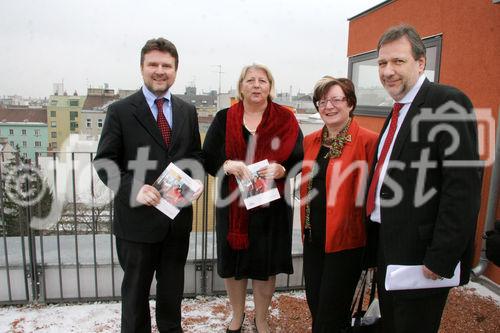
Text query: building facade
0 107 48 162
47 93 86 150
79 88 120 140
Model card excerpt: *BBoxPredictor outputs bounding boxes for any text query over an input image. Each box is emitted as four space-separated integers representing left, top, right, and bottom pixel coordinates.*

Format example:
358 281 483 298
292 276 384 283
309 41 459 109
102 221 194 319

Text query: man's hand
192 179 204 201
422 265 443 280
136 185 161 206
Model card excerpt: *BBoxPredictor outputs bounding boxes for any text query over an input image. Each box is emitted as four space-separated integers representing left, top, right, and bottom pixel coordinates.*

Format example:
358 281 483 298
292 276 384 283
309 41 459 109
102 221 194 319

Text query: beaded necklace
304 118 352 242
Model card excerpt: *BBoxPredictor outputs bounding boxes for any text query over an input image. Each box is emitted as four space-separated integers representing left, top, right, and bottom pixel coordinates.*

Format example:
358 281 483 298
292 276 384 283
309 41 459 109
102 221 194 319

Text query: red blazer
300 120 377 253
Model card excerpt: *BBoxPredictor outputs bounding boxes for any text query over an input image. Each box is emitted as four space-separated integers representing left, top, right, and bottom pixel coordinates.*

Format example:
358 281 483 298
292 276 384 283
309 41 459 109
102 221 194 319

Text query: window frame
347 35 442 117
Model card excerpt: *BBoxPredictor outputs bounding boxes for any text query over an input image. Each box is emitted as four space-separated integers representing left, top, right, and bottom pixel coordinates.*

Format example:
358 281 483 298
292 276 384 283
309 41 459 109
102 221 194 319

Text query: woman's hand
257 163 286 179
223 160 253 181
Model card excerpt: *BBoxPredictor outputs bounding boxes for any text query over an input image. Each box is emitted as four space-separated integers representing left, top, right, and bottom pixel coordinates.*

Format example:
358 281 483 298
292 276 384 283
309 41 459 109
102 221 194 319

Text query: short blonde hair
236 63 276 101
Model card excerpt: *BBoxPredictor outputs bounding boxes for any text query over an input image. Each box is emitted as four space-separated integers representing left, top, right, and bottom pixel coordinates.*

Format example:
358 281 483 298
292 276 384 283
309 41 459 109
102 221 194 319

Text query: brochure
236 159 281 210
152 163 202 219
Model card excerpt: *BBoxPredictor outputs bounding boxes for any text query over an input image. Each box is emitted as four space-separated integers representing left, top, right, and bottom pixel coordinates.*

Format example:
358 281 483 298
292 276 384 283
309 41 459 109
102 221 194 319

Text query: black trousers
304 242 363 333
116 231 190 333
377 230 449 333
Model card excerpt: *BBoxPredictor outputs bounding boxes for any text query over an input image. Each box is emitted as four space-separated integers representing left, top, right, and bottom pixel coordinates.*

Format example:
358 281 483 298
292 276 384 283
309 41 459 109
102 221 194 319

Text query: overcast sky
0 0 383 98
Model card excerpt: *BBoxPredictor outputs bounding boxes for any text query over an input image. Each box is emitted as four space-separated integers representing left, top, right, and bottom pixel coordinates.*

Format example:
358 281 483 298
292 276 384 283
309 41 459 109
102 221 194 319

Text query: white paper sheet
385 263 460 291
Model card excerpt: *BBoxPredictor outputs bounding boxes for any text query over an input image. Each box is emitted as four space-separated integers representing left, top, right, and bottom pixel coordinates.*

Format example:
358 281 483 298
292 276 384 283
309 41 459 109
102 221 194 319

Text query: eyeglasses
316 97 347 108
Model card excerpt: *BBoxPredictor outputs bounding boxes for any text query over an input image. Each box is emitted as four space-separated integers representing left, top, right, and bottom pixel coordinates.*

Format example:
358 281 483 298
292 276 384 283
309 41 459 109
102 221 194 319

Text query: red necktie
366 103 404 216
155 98 172 146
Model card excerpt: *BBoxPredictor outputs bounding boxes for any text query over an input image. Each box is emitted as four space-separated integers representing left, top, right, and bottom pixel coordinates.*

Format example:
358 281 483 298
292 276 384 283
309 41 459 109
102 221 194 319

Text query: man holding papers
93 38 203 332
365 25 482 333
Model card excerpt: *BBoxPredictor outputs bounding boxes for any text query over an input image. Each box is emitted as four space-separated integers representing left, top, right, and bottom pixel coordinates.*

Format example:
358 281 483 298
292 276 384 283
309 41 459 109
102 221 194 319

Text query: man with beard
365 25 482 333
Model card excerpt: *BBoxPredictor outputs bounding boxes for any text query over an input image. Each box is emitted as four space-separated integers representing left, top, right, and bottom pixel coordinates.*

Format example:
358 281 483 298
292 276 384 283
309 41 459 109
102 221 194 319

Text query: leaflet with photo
236 159 281 210
152 163 202 219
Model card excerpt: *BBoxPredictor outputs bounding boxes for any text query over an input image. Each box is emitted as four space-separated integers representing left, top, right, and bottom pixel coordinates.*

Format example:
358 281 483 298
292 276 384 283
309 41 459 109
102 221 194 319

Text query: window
22 153 28 158
9 129 14 135
35 141 41 147
51 142 57 149
70 111 78 120
51 132 57 138
86 118 92 128
9 141 14 146
51 121 56 127
50 100 58 106
97 119 103 128
50 111 56 117
69 100 79 107
34 129 40 136
348 35 442 116
22 129 27 135
22 141 27 148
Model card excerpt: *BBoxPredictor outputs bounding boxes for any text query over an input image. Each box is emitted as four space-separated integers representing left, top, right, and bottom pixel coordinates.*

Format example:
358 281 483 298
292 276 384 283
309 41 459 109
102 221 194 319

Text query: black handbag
347 269 382 333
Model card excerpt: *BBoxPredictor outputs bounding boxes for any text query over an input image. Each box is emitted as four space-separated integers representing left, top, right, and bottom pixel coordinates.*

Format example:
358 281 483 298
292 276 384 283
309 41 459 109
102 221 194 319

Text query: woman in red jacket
300 77 378 332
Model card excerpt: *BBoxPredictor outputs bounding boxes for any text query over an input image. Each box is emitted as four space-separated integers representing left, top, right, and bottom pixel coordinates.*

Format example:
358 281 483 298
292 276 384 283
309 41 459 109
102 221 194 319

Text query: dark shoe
226 313 245 333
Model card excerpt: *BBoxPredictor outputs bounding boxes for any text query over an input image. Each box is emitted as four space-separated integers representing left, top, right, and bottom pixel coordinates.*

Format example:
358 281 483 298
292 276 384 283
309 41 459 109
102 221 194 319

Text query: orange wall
348 0 500 283
356 115 385 133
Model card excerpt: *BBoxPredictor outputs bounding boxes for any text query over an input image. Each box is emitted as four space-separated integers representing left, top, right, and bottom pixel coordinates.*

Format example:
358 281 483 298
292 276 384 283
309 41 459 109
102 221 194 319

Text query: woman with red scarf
203 64 303 333
300 77 378 332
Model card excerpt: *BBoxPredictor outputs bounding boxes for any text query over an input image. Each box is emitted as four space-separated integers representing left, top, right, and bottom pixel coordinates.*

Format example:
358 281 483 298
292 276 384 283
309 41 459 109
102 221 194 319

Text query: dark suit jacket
368 79 482 288
93 90 202 243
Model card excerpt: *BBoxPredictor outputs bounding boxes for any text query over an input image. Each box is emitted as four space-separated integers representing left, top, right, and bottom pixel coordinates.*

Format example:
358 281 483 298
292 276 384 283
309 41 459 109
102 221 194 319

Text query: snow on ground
0 283 497 333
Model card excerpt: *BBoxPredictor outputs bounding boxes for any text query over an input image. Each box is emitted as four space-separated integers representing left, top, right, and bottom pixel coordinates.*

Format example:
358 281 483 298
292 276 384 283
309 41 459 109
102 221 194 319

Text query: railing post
200 175 210 294
24 160 41 303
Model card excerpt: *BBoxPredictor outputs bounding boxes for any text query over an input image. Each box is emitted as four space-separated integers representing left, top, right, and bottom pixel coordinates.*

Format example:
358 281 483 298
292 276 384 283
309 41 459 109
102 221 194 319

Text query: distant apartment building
0 137 16 163
274 93 316 114
80 88 120 140
47 92 86 150
0 106 48 161
0 95 48 107
175 86 218 115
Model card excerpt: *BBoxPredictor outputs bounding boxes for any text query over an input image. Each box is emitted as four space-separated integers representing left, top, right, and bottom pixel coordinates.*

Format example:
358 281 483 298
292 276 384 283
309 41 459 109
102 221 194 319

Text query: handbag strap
351 269 368 315
368 269 377 304
351 269 377 315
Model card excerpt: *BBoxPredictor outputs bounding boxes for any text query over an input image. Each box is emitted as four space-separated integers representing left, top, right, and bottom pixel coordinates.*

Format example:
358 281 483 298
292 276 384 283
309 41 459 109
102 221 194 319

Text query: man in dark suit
365 25 482 333
93 38 203 332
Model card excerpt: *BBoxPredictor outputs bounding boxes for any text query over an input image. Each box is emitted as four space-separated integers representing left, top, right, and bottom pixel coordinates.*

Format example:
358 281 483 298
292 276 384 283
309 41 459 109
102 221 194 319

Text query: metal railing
0 151 305 305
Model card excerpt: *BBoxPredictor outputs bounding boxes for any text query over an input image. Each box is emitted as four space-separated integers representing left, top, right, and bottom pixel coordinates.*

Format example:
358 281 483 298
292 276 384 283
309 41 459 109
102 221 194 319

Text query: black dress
203 108 303 280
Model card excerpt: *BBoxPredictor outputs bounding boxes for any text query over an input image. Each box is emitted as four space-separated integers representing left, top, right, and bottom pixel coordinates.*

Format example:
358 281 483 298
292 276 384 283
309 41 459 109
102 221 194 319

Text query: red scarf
225 101 299 250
